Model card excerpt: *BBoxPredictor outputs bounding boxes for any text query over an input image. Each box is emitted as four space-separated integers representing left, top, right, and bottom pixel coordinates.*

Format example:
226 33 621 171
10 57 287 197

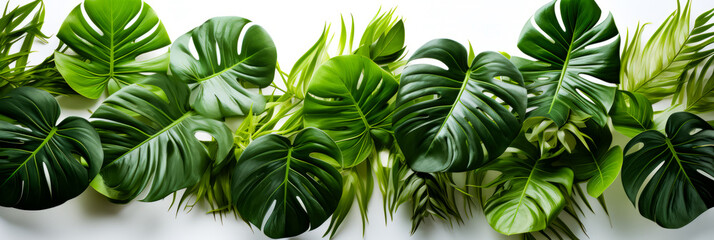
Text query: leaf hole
697 169 714 182
690 128 703 135
407 58 448 71
123 2 144 30
80 2 103 36
625 142 644 156
261 200 277 229
194 131 213 141
554 0 566 32
356 70 365 90
42 162 52 197
215 41 222 66
579 73 617 87
133 19 161 44
584 35 618 50
636 161 664 205
576 88 595 104
188 36 200 60
236 22 256 55
530 17 554 44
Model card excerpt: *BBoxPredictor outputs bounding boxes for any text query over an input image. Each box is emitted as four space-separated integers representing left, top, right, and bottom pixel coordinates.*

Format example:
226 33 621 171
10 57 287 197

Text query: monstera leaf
483 134 573 235
609 90 654 138
622 112 714 228
0 87 102 209
513 0 620 126
55 0 170 99
393 39 526 172
170 16 277 119
232 128 343 238
90 75 232 203
304 55 398 168
561 120 622 198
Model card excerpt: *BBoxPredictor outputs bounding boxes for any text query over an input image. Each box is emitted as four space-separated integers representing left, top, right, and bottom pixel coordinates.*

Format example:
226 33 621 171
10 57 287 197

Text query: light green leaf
620 1 714 103
677 55 714 113
609 90 654 138
304 55 398 168
483 134 573 235
170 16 277 119
55 0 170 99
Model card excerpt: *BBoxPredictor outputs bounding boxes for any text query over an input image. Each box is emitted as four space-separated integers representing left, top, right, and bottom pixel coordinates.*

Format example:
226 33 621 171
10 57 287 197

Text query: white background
1 0 714 239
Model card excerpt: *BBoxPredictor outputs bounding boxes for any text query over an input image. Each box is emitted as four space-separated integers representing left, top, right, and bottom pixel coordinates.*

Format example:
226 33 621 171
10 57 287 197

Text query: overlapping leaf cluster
2 0 714 239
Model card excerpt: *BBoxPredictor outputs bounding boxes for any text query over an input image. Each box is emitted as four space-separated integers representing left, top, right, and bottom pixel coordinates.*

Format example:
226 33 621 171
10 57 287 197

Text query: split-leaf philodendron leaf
0 87 102 210
483 134 573 235
394 39 526 172
170 16 277 119
304 55 398 168
90 75 232 203
232 127 343 238
55 0 170 99
513 0 620 127
622 112 714 228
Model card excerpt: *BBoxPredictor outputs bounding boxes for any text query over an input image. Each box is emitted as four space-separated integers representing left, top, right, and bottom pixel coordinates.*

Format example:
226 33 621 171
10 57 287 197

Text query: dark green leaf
394 39 526 172
622 112 714 228
170 16 277 119
232 128 342 238
90 74 232 203
0 87 102 209
304 55 398 168
514 0 620 126
55 0 170 99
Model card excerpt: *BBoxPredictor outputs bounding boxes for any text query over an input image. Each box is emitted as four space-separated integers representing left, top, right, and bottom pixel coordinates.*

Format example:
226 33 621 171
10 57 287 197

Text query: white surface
1 0 714 239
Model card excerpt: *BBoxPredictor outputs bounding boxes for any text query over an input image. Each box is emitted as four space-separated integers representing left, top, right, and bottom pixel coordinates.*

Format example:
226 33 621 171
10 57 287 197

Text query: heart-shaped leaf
622 112 714 228
304 55 398 168
0 87 102 209
514 0 620 126
609 90 654 138
483 134 573 235
55 0 170 99
232 127 342 238
90 75 232 203
561 120 622 198
393 39 526 172
170 16 277 119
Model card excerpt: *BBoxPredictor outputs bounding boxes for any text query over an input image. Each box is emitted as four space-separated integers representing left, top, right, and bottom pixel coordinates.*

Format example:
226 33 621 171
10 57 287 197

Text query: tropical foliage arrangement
2 0 714 239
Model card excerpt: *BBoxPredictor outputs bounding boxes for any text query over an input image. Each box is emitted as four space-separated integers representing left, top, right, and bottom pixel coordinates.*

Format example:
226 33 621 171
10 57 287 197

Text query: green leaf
677 55 714 113
514 0 620 126
90 74 232 203
483 134 573 235
609 90 654 138
231 127 343 238
620 1 714 103
561 120 622 198
170 16 277 119
622 112 714 228
324 163 373 238
623 1 709 99
304 55 398 168
55 0 170 99
0 87 102 209
393 39 526 172
398 172 462 234
370 20 405 65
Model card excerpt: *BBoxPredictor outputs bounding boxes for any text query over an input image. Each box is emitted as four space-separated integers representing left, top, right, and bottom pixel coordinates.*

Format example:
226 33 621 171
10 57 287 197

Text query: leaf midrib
664 138 696 190
1 127 57 187
505 157 541 234
548 38 575 114
104 111 195 167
